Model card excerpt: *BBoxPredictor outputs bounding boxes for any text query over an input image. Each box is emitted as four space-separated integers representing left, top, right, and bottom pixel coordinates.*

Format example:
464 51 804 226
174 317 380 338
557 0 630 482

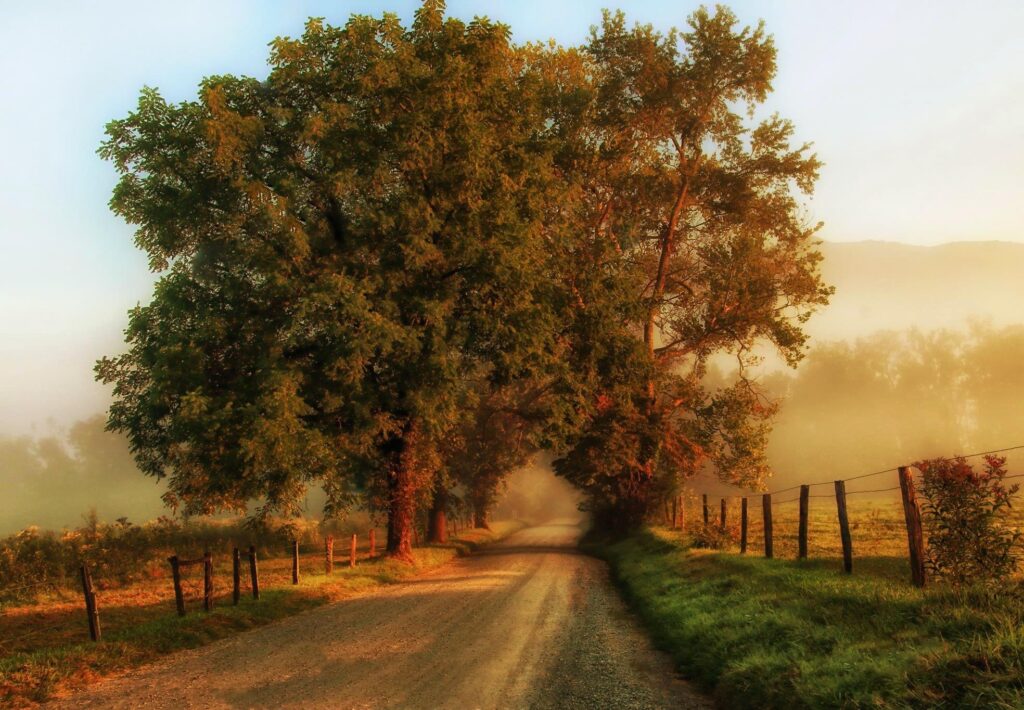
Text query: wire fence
666 443 1024 583
0 516 489 651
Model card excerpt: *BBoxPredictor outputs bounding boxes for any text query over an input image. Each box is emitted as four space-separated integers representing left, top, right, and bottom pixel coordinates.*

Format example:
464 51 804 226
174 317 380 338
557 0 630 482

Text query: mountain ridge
808 239 1024 341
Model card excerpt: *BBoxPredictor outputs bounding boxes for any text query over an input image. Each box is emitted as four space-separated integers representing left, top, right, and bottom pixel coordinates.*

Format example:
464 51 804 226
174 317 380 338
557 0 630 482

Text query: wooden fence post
169 555 185 616
325 535 334 576
350 534 357 568
203 551 213 612
720 498 727 530
248 545 260 600
740 498 748 554
79 564 100 641
702 494 709 526
898 466 927 588
291 540 300 585
232 547 241 605
762 494 773 559
834 480 853 573
798 485 810 559
369 529 376 557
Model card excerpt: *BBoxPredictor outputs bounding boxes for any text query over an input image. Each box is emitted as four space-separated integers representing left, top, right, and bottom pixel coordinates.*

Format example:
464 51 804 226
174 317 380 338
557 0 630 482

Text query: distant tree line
762 324 1024 487
95 1 830 556
0 415 165 533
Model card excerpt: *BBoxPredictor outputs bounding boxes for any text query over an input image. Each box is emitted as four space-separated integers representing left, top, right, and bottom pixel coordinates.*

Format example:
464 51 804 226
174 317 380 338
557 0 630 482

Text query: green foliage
918 455 1022 588
96 1 830 540
96 3 570 544
549 6 829 527
590 528 1024 708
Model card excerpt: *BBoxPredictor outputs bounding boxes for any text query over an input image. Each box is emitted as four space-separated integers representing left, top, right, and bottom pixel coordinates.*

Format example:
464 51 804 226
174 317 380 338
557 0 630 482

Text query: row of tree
763 324 1024 486
96 1 830 558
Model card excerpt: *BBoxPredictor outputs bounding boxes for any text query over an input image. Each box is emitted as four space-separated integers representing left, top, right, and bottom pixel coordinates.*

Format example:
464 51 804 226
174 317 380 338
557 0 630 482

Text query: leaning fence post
291 540 300 585
702 494 709 527
232 547 241 605
203 551 213 612
325 535 334 576
798 485 810 560
350 533 357 568
740 498 748 554
834 480 853 573
79 563 100 641
720 498 727 531
898 466 927 587
169 555 185 616
762 494 773 558
369 529 376 557
248 545 260 600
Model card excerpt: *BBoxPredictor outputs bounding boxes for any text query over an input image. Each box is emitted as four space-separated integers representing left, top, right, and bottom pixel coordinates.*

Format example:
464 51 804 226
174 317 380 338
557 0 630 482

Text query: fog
761 324 1024 490
2 241 1023 532
0 414 167 533
492 455 584 524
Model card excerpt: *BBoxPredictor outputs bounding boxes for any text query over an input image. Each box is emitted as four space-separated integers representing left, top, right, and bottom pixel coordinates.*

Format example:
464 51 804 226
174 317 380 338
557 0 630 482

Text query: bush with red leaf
916 455 1021 587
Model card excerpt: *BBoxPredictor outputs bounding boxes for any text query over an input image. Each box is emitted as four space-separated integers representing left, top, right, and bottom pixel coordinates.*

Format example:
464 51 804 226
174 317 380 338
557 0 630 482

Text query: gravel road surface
48 520 710 709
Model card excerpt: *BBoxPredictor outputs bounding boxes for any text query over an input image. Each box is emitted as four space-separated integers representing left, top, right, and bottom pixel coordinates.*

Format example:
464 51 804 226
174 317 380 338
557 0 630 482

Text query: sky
0 0 1022 434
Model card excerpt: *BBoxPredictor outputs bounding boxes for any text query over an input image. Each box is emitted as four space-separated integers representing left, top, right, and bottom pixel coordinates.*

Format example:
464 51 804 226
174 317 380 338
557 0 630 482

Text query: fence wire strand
700 442 1024 501
845 486 902 496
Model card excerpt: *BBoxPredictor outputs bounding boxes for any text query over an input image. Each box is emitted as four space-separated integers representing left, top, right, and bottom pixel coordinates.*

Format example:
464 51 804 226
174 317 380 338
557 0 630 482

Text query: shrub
917 455 1021 587
0 512 346 604
687 521 736 550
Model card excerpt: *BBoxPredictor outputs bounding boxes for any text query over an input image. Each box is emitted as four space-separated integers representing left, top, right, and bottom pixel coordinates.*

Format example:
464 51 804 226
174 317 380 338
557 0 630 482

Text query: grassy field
0 520 525 708
589 514 1024 709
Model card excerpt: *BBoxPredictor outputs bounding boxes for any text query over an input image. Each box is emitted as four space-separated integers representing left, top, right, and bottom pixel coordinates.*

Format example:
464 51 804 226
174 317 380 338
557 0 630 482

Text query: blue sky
1 0 1022 432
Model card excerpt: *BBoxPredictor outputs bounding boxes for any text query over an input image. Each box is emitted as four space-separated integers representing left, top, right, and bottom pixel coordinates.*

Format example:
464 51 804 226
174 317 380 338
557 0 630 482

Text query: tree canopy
97 2 569 559
545 7 831 529
98 1 830 549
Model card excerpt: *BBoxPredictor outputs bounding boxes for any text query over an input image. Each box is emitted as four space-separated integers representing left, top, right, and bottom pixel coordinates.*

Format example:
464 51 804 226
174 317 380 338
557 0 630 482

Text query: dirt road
49 520 709 709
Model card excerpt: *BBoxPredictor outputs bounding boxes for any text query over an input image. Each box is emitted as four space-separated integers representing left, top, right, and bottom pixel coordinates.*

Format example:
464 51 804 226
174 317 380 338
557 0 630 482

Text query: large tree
549 8 832 530
97 2 564 560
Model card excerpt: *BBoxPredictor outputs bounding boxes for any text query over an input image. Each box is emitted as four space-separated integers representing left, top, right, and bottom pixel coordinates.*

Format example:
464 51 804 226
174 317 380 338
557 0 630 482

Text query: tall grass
590 527 1024 708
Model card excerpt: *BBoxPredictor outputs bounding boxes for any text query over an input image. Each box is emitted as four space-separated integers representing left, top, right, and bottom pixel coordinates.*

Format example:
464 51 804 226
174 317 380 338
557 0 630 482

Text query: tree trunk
473 504 491 531
427 481 448 543
385 424 418 563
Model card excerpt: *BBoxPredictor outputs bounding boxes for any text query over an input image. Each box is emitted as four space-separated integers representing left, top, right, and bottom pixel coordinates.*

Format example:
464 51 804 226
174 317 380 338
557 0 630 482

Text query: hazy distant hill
809 240 1024 341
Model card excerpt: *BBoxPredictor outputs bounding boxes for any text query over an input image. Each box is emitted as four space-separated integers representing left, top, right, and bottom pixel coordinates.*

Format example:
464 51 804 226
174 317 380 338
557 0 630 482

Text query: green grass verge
0 520 526 707
587 527 1024 709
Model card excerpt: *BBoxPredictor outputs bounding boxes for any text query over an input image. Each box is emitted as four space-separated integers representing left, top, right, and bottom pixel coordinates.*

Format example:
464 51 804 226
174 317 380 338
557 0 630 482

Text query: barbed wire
845 486 902 496
0 580 62 595
691 442 1024 500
